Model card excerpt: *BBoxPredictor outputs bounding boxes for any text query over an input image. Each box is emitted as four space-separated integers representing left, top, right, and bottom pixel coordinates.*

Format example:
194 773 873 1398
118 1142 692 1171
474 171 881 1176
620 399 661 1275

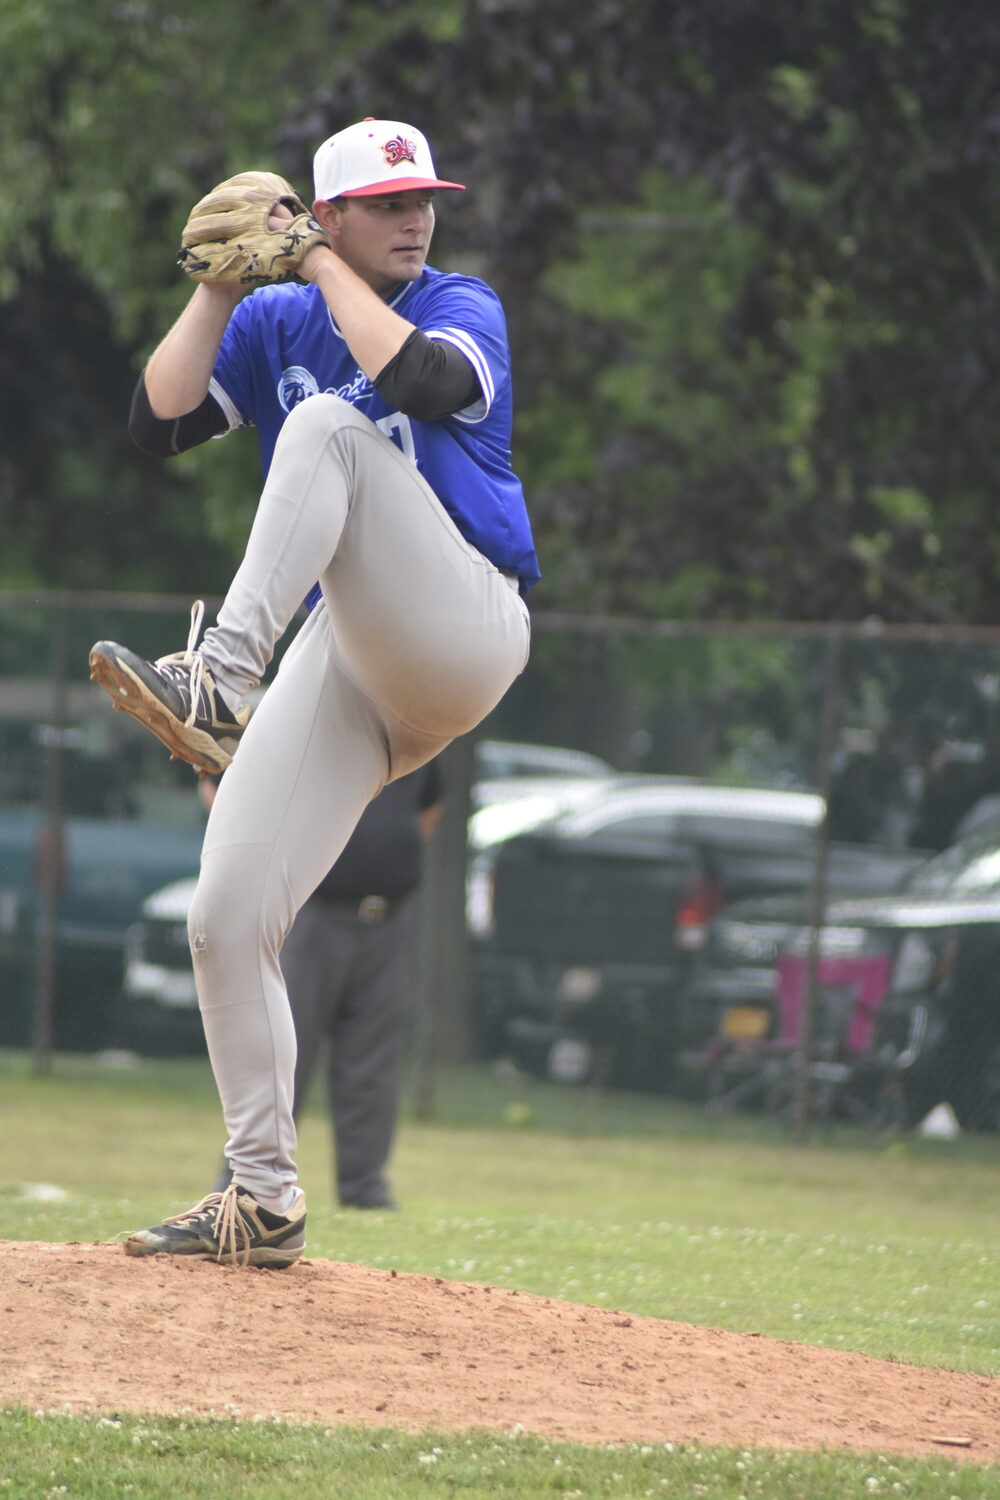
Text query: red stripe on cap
338 177 465 197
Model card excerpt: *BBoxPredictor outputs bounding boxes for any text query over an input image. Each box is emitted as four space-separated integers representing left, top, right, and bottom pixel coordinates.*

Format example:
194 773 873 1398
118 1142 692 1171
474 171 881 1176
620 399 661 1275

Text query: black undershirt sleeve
374 329 481 421
130 329 480 455
128 371 229 457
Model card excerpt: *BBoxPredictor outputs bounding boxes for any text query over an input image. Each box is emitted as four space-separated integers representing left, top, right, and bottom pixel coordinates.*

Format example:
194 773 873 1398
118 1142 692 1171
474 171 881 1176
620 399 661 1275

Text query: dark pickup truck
0 675 208 1052
0 805 206 1050
472 779 923 1090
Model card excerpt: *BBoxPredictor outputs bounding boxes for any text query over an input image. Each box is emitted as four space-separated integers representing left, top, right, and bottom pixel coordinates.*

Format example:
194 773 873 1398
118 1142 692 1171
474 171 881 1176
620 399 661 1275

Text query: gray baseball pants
187 394 530 1202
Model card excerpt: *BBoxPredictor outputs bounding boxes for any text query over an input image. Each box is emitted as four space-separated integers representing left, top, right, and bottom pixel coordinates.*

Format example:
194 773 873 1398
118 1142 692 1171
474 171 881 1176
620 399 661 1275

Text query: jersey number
375 412 416 461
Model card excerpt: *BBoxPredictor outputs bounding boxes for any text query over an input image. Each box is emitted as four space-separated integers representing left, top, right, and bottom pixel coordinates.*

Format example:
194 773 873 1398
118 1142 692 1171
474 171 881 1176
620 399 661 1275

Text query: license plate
721 1005 770 1040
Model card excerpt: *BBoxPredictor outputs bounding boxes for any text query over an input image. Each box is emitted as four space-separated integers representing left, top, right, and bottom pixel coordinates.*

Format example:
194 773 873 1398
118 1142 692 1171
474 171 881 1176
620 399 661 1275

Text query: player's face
325 192 436 295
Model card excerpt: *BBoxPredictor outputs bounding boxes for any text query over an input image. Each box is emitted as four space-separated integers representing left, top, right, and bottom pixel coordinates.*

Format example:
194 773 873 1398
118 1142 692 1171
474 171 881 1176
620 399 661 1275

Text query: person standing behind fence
210 760 443 1210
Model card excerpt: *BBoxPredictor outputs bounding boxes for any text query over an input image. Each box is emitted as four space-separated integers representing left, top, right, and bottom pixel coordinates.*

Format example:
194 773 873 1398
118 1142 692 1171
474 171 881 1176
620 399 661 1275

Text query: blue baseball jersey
209 266 540 593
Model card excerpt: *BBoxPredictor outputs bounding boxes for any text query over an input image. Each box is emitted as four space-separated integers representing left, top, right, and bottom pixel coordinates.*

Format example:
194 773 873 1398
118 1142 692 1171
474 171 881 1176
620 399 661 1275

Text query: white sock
251 1186 303 1217
199 649 247 718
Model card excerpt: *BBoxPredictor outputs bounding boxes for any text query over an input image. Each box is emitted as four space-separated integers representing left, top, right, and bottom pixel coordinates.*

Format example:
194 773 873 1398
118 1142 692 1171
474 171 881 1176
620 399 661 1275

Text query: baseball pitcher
89 118 538 1266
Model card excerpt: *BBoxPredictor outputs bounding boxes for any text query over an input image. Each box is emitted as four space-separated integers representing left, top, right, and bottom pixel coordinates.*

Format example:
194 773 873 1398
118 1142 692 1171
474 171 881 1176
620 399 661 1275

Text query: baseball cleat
89 600 249 775
123 1183 306 1268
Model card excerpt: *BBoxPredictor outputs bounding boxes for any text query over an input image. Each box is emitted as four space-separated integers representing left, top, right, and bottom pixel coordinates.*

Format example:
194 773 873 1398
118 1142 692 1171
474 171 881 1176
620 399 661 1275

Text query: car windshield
570 812 819 846
474 741 612 780
904 818 1000 896
553 789 824 843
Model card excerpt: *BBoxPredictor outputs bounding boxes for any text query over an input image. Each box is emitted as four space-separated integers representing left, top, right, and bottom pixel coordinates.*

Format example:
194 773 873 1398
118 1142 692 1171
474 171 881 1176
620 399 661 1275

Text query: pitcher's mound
2 1240 997 1462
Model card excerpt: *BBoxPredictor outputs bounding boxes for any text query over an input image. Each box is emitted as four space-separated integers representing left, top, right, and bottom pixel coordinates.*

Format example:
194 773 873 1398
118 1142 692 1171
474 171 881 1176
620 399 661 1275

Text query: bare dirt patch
2 1240 997 1463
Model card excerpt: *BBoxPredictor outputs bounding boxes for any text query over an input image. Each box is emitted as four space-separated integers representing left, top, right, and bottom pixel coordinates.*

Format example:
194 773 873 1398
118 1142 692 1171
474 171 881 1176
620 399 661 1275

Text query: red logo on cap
382 134 418 168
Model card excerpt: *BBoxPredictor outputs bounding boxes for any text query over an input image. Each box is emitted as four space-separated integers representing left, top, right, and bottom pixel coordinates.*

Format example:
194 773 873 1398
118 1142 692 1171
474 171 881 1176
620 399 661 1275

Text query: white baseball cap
313 118 465 201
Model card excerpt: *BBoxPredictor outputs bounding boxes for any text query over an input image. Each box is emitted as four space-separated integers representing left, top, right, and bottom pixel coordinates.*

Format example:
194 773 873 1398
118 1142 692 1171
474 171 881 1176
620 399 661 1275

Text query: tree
4 0 1000 622
0 0 452 588
324 0 1000 621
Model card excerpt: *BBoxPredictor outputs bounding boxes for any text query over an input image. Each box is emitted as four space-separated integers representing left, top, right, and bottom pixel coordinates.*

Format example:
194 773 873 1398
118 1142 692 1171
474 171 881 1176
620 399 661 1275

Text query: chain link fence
3 591 1000 1137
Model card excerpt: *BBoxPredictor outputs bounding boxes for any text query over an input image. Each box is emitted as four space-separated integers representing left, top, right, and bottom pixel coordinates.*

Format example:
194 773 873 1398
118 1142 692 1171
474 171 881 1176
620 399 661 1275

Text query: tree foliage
336 0 1000 620
3 0 1000 621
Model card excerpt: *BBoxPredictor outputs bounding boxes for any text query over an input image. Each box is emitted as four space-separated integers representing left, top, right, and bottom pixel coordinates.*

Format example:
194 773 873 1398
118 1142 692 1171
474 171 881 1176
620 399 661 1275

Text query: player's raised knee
282 391 374 441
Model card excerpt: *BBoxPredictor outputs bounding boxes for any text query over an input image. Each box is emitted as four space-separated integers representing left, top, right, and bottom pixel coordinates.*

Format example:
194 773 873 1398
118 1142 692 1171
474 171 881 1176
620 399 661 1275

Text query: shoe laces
153 600 207 729
164 1182 253 1265
213 1181 254 1266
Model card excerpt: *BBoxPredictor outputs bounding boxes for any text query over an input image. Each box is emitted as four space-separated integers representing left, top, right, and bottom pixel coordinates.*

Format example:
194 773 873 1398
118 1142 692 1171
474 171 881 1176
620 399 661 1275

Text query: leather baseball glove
177 171 330 286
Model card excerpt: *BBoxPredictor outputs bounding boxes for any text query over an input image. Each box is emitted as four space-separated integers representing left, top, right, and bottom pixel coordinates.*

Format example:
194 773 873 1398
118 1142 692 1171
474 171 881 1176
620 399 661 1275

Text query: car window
568 812 819 846
572 812 679 840
0 679 208 825
474 740 612 780
948 848 1000 891
554 789 824 843
905 821 1000 895
674 815 817 848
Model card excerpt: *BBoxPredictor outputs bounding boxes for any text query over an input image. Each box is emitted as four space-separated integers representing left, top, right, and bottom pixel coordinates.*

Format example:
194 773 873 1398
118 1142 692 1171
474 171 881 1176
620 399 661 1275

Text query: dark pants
282 892 418 1207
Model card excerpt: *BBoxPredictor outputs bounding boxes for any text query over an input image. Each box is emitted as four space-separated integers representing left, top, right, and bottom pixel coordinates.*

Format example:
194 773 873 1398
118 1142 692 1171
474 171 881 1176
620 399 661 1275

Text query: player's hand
266 200 335 282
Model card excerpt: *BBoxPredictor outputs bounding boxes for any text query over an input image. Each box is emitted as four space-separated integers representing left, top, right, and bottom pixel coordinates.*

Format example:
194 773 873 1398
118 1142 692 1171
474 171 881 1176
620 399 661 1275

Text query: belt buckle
357 895 388 923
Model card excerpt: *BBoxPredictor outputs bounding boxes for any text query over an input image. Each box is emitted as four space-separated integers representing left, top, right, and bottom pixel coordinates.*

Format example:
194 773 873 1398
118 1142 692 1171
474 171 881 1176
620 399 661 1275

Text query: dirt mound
2 1240 997 1463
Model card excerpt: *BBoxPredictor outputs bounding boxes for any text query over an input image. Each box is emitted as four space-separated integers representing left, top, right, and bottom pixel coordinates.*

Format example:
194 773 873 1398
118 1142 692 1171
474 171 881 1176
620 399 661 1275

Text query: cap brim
337 177 466 198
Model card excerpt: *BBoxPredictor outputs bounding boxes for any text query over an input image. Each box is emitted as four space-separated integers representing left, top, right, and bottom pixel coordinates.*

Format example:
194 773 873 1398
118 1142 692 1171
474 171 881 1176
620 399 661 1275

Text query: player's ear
312 199 344 239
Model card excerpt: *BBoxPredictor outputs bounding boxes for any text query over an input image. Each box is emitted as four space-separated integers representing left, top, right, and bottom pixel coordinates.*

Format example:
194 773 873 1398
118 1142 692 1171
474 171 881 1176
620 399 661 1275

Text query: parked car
469 738 620 869
470 780 887 1089
115 743 623 1055
0 803 207 1050
676 817 1000 1130
472 739 614 784
115 874 205 1054
673 843 928 1081
0 675 211 1051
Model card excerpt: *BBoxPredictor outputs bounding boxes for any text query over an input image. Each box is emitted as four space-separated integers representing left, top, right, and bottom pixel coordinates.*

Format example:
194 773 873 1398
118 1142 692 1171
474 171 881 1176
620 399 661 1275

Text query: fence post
32 593 70 1075
792 629 842 1144
412 734 476 1121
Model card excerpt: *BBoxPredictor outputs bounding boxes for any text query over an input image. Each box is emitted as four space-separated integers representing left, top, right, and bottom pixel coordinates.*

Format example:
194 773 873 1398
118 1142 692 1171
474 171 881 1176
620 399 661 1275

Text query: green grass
1 1409 995 1499
2 1049 1000 1496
